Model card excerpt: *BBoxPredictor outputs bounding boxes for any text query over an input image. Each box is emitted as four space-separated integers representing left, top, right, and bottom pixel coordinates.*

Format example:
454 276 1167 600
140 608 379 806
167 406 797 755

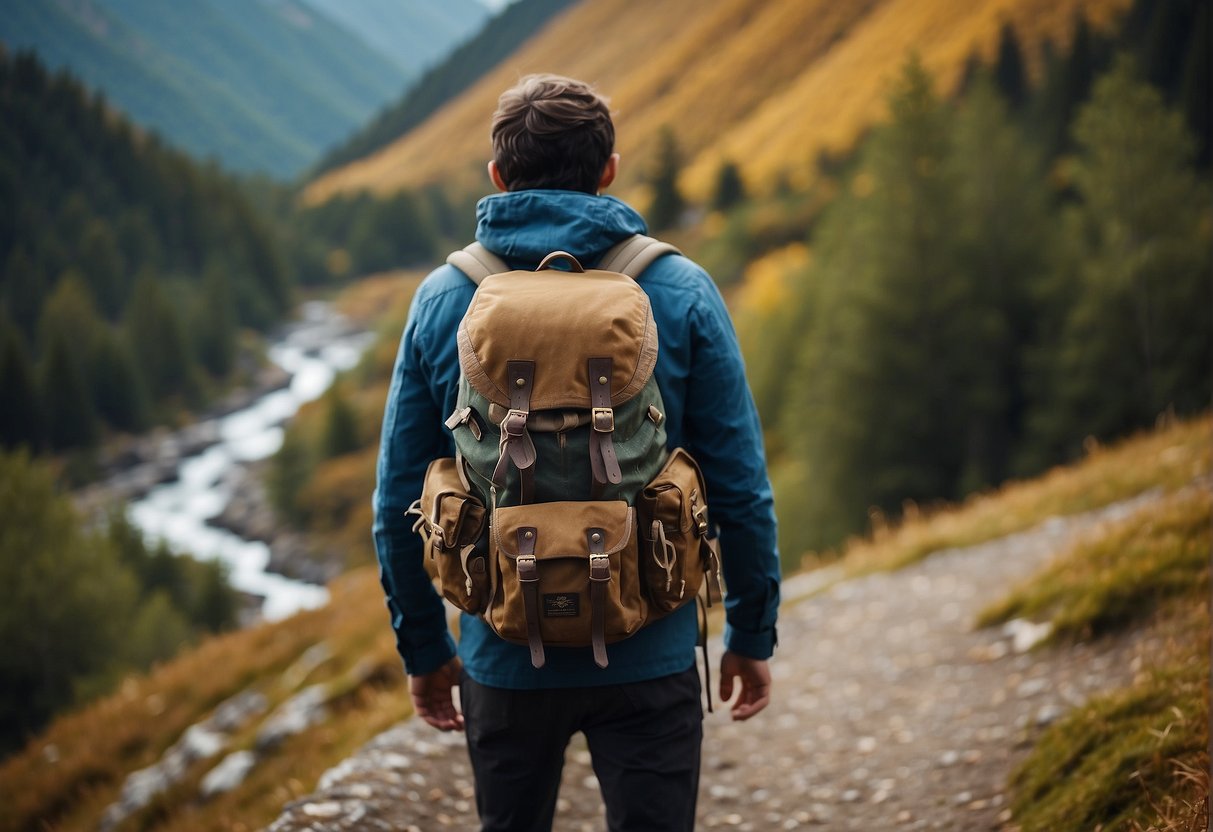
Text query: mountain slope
0 0 482 176
311 0 578 177
299 0 489 74
303 0 1129 204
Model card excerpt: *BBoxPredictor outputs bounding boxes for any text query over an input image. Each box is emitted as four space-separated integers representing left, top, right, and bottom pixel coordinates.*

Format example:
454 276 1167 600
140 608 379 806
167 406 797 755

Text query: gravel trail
265 491 1167 831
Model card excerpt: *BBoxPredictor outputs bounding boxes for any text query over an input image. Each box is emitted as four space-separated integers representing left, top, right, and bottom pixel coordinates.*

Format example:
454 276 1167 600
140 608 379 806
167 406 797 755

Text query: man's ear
488 160 509 193
598 153 620 192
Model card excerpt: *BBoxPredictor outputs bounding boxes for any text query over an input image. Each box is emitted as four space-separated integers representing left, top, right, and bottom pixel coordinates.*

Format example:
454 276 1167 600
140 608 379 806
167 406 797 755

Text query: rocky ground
263 491 1168 831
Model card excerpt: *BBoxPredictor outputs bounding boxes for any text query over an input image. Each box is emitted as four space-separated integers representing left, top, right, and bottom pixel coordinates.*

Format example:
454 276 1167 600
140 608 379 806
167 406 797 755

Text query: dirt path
265 491 1166 831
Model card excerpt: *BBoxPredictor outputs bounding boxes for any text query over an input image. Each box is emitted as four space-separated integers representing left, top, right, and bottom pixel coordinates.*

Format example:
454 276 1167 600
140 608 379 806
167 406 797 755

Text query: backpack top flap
456 266 658 411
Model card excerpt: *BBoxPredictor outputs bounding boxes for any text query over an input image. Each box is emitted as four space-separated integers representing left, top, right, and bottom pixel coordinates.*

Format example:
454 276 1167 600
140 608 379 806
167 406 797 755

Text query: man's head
489 74 618 194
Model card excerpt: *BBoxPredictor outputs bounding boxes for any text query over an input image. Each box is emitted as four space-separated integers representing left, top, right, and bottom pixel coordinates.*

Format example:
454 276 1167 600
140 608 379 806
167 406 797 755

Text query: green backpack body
409 236 720 669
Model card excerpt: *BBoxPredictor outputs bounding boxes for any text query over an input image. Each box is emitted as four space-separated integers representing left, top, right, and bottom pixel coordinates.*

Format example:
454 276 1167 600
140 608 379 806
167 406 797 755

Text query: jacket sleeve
684 280 781 660
372 288 457 677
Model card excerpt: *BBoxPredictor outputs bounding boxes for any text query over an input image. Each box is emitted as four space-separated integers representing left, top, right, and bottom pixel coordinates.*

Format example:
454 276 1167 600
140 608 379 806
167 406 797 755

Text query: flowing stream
128 302 376 621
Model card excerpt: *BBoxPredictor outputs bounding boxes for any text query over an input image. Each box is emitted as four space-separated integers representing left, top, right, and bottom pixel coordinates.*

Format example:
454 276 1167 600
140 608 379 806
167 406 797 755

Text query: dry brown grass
827 413 1211 578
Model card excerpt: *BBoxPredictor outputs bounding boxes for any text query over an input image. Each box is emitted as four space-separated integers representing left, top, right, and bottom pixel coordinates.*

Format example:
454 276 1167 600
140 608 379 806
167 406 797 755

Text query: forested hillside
286 0 1210 568
0 51 290 459
0 0 483 176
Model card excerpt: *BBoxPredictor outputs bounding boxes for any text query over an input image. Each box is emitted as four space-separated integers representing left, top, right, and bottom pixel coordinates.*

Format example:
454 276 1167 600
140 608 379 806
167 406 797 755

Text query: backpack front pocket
637 448 717 615
487 500 646 668
410 457 489 614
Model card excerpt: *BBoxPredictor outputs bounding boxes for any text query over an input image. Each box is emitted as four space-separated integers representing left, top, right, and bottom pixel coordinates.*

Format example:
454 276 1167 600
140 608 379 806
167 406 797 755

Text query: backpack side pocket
409 457 489 615
637 448 716 615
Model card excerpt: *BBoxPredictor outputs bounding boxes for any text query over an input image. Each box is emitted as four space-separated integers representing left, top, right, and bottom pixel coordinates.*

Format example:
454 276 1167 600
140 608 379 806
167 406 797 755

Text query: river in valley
126 302 376 621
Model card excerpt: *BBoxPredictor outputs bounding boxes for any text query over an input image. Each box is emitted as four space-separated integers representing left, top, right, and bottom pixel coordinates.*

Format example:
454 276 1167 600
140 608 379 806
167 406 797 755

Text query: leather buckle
591 407 614 433
502 408 528 437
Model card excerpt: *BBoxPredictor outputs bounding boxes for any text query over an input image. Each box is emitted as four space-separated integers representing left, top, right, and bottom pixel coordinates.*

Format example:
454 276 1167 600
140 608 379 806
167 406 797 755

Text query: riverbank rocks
100 689 268 830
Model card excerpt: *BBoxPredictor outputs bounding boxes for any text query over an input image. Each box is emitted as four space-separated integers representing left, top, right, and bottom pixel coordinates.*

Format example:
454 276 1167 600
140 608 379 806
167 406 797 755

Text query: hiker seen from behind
373 73 781 832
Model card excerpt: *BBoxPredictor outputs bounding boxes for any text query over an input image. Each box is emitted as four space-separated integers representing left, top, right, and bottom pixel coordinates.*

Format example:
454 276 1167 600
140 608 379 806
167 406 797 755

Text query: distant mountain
0 0 484 177
304 0 1131 204
298 0 489 74
312 0 576 177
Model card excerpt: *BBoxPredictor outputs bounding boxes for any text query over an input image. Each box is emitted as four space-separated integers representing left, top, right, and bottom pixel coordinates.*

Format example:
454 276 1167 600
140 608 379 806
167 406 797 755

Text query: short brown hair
490 74 615 194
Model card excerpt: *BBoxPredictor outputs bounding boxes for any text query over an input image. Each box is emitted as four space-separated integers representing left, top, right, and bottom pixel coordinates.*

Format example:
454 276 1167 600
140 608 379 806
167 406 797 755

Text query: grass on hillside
976 487 1210 831
0 568 407 832
823 414 1210 578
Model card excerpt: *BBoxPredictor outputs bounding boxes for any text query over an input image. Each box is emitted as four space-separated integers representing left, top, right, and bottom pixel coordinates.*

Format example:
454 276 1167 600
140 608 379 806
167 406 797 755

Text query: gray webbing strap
596 234 682 279
447 242 509 286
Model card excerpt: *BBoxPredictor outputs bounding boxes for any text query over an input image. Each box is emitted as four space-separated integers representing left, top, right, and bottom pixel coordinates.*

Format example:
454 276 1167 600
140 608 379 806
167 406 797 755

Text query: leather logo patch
542 593 580 618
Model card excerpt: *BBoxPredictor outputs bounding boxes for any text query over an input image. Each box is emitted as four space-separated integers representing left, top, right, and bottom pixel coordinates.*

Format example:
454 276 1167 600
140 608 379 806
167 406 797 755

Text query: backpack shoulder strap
597 234 682 279
447 242 510 286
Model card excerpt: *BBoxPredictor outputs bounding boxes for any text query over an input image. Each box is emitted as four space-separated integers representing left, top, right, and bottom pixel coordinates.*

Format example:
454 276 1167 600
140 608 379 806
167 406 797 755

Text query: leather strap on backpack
587 357 622 493
516 527 545 669
587 528 610 669
493 360 537 503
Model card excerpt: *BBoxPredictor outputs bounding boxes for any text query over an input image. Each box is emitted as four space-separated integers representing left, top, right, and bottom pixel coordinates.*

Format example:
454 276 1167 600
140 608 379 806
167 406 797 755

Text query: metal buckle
589 553 611 581
517 554 538 582
591 407 614 433
693 504 709 537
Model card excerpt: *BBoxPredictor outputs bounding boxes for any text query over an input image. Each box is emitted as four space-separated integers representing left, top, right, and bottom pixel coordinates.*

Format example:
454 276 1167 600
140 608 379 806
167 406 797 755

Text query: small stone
938 750 960 767
301 801 343 818
897 810 913 823
1016 677 1049 698
1036 703 1065 726
841 789 861 803
857 736 877 754
953 791 973 805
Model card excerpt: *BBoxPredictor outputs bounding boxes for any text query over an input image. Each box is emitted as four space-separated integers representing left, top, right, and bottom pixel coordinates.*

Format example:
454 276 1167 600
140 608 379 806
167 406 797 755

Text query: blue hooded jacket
373 190 780 688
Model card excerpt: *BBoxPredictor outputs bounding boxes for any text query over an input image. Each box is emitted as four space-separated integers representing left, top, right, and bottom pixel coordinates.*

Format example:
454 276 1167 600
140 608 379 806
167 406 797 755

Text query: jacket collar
475 190 648 268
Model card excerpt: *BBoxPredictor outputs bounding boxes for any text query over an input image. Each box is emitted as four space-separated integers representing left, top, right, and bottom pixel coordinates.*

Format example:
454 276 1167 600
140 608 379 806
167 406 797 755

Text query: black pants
460 666 703 832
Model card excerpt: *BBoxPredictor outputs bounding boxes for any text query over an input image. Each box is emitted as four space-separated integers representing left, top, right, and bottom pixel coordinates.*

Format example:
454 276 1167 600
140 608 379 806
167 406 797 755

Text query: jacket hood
475 190 648 267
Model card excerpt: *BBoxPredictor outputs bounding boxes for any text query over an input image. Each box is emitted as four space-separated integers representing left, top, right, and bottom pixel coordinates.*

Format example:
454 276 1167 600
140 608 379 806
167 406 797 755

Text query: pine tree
194 259 237 379
321 384 361 459
1029 55 1212 458
995 23 1029 109
0 323 42 450
39 326 100 450
1179 1 1210 166
711 160 746 211
648 128 685 231
948 77 1054 485
781 56 979 549
0 450 139 749
79 219 127 321
124 270 194 401
91 327 149 432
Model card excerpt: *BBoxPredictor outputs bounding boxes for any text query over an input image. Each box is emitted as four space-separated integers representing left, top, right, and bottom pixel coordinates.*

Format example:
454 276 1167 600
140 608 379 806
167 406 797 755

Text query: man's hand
409 657 464 731
718 651 771 721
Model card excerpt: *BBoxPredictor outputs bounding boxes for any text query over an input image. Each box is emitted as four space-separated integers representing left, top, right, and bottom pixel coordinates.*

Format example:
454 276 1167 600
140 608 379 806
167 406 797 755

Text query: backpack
408 235 721 670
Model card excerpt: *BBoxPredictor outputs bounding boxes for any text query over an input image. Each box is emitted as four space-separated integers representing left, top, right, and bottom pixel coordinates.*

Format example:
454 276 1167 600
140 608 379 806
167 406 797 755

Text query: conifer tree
124 271 195 401
711 160 746 212
1028 55 1212 459
195 259 237 378
321 384 361 459
0 450 137 750
39 327 99 450
995 23 1029 109
0 324 41 450
91 327 149 432
648 128 685 231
